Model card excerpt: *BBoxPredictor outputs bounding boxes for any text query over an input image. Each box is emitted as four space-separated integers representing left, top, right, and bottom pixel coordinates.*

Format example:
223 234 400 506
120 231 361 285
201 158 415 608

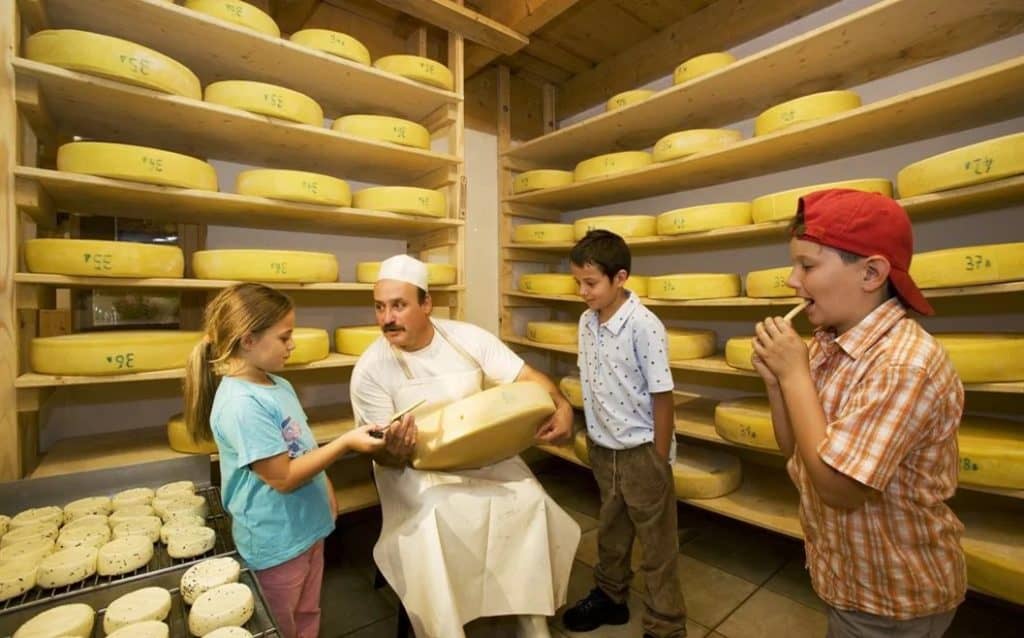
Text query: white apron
372 324 581 638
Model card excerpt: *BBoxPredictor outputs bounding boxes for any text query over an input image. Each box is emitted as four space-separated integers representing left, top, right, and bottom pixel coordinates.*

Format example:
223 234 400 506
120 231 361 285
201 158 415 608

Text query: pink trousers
255 539 325 638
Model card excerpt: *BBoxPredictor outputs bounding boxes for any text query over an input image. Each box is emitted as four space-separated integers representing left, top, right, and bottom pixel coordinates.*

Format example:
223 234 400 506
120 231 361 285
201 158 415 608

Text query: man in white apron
349 254 581 638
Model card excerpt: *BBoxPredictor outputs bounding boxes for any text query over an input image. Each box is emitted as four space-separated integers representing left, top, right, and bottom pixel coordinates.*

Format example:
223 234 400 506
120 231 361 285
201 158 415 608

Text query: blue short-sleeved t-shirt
211 374 334 570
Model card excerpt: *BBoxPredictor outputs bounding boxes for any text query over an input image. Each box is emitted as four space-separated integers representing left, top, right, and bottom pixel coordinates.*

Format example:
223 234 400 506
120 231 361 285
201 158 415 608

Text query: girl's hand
752 316 809 383
340 425 388 454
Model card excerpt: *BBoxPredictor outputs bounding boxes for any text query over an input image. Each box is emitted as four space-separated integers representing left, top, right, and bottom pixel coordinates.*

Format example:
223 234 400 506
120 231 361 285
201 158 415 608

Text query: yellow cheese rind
648 274 741 300
672 444 742 499
204 80 323 126
373 55 453 90
287 328 330 365
57 142 218 191
673 52 736 84
513 170 574 194
355 261 456 285
957 416 1024 489
25 29 201 99
745 266 796 298
31 331 201 376
235 169 351 206
606 89 655 112
519 273 577 296
936 334 1024 383
353 186 446 218
574 151 653 182
512 223 575 244
751 178 893 224
185 0 281 37
574 429 591 466
526 321 577 345
959 511 1024 605
192 249 338 283
656 202 752 236
909 242 1024 289
726 336 810 370
897 133 1024 197
652 128 743 163
332 114 430 150
289 29 370 65
335 326 380 356
573 215 657 240
559 377 583 409
626 276 649 298
666 329 717 360
714 397 779 451
25 239 185 279
755 90 861 136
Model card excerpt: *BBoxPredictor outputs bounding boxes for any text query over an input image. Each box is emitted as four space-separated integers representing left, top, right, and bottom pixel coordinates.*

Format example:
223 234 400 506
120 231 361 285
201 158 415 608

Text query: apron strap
391 320 482 380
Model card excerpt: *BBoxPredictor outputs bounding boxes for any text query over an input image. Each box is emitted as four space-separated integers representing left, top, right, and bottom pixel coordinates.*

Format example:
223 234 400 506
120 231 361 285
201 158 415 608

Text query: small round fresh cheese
160 521 208 545
180 557 242 604
36 546 98 588
156 494 207 522
0 538 55 564
112 487 155 509
103 586 172 634
106 620 170 638
155 480 195 499
205 628 253 638
10 506 63 529
109 505 156 526
12 602 94 638
61 514 109 533
98 536 154 576
188 583 255 637
56 524 111 551
1 522 59 548
112 517 163 544
63 496 112 521
167 526 216 559
0 556 38 602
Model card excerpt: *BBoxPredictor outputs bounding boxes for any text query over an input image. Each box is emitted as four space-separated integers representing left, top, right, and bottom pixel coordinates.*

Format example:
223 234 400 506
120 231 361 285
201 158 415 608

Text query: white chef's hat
377 254 429 291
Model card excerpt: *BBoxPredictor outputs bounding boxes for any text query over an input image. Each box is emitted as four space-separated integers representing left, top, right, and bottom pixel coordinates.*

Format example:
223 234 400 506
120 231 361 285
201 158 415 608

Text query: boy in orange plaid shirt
752 189 965 637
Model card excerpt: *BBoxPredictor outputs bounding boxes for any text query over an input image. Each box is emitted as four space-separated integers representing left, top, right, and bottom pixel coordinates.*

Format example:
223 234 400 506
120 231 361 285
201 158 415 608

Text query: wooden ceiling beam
370 0 529 55
464 0 584 78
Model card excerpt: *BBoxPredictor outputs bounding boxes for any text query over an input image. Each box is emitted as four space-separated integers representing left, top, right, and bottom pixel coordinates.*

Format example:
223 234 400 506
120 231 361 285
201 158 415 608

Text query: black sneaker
562 587 630 631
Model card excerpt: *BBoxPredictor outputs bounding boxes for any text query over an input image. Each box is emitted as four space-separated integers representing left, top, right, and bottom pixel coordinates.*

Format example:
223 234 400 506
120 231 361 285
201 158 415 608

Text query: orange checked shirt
787 298 966 619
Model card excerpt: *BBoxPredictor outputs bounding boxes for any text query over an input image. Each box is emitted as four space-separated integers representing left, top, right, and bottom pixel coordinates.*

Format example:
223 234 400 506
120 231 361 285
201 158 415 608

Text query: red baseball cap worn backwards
793 188 934 316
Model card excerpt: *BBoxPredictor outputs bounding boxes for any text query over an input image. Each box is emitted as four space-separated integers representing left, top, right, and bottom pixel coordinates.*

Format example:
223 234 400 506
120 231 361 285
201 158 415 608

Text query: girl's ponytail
184 338 218 442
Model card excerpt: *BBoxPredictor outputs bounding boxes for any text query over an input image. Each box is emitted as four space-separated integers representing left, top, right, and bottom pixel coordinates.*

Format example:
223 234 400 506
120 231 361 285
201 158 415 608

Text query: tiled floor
321 458 1024 637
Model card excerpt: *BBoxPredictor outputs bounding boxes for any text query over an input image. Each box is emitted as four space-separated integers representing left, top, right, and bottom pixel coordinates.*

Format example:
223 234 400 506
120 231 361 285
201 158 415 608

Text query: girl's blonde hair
184 283 294 442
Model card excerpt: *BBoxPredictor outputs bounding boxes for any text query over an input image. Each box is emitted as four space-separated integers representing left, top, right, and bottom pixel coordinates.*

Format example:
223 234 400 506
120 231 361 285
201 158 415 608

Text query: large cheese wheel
2 523 59 548
373 54 453 90
193 249 338 282
574 151 652 182
519 273 577 296
656 202 752 235
11 506 64 530
512 223 575 243
672 444 742 498
235 169 351 206
188 583 256 637
36 546 98 588
667 329 717 360
63 496 112 522
97 536 154 576
714 398 778 451
559 376 583 409
910 242 1024 289
412 382 555 470
513 170 574 194
106 621 170 638
936 334 1024 383
57 142 217 191
957 416 1024 489
56 525 110 551
652 128 742 163
897 132 1024 197
355 261 456 285
12 603 94 638
353 186 446 218
205 80 323 126
526 321 577 345
167 526 216 559
155 480 196 499
606 89 654 112
333 114 430 149
574 429 591 466
31 330 201 376
959 511 1024 605
335 326 380 355
0 556 37 602
755 90 861 136
112 517 163 544
185 0 280 37
289 29 370 65
573 214 657 240
648 273 741 300
751 178 893 224
673 52 736 84
725 337 754 370
0 538 55 564
24 29 200 99
286 328 330 365
25 239 185 279
103 587 172 634
626 276 649 297
180 557 242 605
167 414 219 454
112 488 155 510
745 266 796 298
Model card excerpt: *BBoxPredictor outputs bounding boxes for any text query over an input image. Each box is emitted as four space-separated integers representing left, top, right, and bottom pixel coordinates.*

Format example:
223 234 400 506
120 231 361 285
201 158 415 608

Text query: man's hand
383 413 417 460
535 400 574 445
752 316 809 384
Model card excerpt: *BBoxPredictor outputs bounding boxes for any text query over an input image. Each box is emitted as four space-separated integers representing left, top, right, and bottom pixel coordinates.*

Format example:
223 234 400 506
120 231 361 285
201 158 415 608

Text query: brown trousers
827 606 957 638
588 440 687 638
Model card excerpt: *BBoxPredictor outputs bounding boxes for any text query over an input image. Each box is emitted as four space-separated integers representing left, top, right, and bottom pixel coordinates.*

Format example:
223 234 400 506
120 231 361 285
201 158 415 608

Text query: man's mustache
383 323 404 332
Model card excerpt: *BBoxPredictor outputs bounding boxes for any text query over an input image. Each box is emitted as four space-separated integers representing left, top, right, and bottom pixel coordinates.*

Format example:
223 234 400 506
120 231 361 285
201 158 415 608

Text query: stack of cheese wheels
648 273 741 300
188 583 256 636
673 52 736 84
185 0 280 37
25 239 185 279
103 587 172 634
513 170 574 194
751 178 893 224
656 202 752 235
745 266 797 298
285 328 330 365
519 273 577 296
235 169 352 206
666 329 716 360
714 397 778 451
652 128 742 162
335 325 380 356
167 414 218 455
12 603 95 638
411 382 555 470
57 141 218 191
24 30 201 99
958 510 1024 606
512 223 575 243
573 214 657 240
897 132 1024 197
526 321 577 345
725 335 811 371
574 151 652 182
374 54 454 90
910 242 1024 289
672 444 743 498
755 90 861 136
192 249 338 282
574 429 591 466
606 89 655 112
559 376 583 409
30 330 201 376
353 186 447 218
333 114 431 149
290 29 371 65
936 334 1024 383
181 557 242 605
957 416 1024 489
625 275 649 297
356 261 456 285
205 80 324 126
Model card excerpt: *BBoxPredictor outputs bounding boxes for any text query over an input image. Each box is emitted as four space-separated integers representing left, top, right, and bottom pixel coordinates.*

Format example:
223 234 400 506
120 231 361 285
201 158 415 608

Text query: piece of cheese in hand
180 557 242 605
13 603 94 638
188 583 256 637
103 586 172 634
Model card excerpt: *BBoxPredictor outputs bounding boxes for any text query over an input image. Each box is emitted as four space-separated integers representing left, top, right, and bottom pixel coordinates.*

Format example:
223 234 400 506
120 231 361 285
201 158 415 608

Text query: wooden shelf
537 443 588 468
504 57 1024 209
505 0 1024 167
39 0 459 121
14 59 459 184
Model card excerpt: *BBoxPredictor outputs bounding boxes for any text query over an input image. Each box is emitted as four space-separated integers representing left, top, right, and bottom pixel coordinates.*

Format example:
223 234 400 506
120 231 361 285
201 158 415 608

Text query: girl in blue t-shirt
184 283 385 638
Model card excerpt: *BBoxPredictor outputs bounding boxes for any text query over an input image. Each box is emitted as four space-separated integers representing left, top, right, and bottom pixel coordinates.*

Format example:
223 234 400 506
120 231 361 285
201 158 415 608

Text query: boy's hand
340 425 389 455
752 316 809 383
383 413 417 460
535 401 573 445
750 352 779 388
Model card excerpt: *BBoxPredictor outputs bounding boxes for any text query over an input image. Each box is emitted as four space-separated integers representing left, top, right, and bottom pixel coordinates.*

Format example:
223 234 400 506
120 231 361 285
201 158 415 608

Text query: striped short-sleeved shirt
788 297 966 619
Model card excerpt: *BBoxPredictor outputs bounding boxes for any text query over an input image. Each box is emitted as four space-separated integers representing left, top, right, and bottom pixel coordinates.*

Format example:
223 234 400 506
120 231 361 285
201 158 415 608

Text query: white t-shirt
349 318 525 426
